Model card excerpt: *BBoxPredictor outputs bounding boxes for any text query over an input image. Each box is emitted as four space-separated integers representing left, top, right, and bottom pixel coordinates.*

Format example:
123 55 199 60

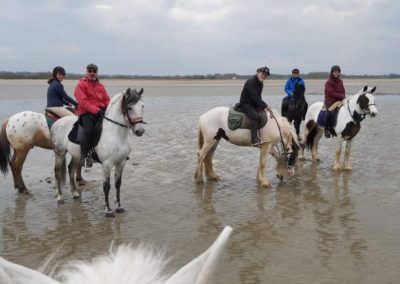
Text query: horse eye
127 106 132 111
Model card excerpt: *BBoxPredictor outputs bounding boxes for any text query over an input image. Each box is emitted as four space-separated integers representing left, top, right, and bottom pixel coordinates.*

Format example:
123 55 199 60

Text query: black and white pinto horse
281 84 308 141
51 88 145 217
299 86 378 170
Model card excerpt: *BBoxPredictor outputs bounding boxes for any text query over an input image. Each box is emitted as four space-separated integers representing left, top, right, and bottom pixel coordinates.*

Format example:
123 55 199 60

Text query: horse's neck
102 102 130 140
347 94 362 114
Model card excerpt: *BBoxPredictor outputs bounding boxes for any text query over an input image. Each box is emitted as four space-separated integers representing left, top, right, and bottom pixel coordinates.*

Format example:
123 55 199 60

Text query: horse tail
197 123 204 151
0 120 11 175
305 120 317 150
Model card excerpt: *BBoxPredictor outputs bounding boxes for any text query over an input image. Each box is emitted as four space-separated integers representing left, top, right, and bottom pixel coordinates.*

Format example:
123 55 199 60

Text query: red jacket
74 77 110 115
324 74 345 108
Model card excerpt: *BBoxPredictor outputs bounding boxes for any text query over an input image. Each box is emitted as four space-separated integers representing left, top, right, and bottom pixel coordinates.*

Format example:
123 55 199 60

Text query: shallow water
0 80 399 283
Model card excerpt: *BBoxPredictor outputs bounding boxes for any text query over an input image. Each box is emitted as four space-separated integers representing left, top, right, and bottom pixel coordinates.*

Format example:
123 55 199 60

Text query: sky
0 0 399 75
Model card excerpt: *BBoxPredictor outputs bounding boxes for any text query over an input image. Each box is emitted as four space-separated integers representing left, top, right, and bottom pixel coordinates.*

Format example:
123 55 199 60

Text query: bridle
347 93 376 123
268 109 295 168
104 91 145 130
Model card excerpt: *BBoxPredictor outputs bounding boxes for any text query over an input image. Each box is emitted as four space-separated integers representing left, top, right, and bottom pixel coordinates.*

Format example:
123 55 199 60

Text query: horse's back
51 116 78 151
305 102 323 122
6 111 51 149
199 106 229 130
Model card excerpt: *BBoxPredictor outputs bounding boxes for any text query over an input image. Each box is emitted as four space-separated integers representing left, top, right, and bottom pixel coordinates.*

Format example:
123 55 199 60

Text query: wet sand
0 80 399 283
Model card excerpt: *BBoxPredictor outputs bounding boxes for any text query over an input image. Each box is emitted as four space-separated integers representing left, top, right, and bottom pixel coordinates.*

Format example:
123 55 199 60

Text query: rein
267 109 292 167
104 115 144 130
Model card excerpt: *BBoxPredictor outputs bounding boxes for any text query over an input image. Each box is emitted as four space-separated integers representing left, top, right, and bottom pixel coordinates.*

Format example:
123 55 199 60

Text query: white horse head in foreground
0 226 232 284
194 107 299 188
299 86 378 170
51 88 145 217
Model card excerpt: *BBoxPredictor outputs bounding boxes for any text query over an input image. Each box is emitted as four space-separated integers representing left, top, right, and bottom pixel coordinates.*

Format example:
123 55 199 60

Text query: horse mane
0 227 233 284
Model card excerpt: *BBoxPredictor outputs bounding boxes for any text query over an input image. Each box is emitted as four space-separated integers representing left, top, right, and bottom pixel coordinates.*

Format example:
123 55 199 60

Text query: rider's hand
96 109 105 117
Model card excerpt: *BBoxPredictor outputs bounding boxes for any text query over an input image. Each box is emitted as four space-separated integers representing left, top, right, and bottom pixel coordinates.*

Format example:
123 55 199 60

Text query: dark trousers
325 110 332 130
240 104 259 143
79 113 97 158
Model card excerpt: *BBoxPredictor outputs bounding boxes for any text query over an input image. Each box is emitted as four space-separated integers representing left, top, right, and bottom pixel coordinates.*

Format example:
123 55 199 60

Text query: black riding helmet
331 65 341 73
52 66 66 78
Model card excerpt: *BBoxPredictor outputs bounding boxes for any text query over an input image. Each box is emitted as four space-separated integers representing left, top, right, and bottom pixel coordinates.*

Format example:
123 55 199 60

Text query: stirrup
252 139 266 146
324 129 331 138
81 157 93 168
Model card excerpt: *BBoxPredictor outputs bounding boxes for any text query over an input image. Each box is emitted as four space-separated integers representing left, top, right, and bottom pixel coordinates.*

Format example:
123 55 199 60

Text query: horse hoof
105 211 115 218
207 176 219 181
18 188 30 195
115 207 125 213
72 195 81 200
77 178 87 186
298 156 305 161
57 199 65 205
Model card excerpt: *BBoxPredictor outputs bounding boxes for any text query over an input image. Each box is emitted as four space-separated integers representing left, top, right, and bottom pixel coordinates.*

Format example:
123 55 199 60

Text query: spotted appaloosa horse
0 226 233 284
299 86 378 170
0 111 85 193
194 107 299 188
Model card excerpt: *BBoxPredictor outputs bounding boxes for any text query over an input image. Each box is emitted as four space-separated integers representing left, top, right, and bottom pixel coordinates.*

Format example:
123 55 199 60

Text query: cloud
0 0 399 74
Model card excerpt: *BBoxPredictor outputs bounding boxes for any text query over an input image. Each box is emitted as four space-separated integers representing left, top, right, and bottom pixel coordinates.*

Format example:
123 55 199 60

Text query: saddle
228 105 268 130
68 116 104 162
44 107 76 129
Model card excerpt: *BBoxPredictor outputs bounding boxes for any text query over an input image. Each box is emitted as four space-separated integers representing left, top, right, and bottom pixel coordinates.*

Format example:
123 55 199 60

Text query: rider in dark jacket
46 66 77 116
324 65 345 138
236 66 270 146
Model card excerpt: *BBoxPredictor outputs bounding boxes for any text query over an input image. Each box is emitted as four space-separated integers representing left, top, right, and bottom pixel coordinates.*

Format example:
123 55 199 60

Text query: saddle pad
228 107 268 130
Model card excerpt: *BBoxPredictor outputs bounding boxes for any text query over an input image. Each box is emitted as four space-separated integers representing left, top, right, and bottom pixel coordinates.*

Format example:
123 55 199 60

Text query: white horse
0 110 85 193
194 107 299 188
299 86 378 170
51 88 145 217
0 226 232 284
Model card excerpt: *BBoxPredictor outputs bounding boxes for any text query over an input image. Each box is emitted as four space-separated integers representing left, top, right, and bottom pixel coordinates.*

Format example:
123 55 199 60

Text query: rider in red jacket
324 65 345 138
74 63 110 167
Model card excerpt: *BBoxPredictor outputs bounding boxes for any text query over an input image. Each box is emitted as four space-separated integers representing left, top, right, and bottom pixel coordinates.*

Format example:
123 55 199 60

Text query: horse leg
294 119 302 142
75 166 87 186
68 158 81 199
204 142 220 181
343 140 353 170
257 143 273 188
312 129 323 162
114 160 127 213
333 138 343 170
102 164 114 217
194 142 214 184
298 125 308 160
10 148 30 194
54 152 67 204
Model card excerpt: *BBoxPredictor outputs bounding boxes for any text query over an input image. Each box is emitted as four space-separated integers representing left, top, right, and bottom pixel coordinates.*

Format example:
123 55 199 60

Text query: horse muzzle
133 124 145 137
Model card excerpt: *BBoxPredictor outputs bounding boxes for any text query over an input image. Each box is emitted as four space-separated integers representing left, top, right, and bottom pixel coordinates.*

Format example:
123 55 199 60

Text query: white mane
0 226 232 284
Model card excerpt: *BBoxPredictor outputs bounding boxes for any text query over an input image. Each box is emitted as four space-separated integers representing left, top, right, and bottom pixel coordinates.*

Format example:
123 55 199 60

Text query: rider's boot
324 110 331 138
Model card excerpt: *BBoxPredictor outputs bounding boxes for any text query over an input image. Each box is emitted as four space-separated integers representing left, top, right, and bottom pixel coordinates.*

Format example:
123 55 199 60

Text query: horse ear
363 86 368 92
125 88 131 95
371 86 376 93
138 88 144 96
165 226 232 284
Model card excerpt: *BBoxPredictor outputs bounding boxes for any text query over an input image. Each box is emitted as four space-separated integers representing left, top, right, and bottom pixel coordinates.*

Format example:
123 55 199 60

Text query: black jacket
237 75 268 110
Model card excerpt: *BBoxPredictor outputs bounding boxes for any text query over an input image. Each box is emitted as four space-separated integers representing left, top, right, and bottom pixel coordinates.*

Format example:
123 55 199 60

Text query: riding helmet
330 65 341 73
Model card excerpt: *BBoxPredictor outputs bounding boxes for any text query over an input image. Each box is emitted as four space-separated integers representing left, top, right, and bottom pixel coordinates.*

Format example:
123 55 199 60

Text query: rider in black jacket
236 66 270 146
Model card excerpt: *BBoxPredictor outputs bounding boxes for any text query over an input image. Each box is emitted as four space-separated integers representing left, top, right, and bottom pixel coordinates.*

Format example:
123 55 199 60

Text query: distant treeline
0 71 399 80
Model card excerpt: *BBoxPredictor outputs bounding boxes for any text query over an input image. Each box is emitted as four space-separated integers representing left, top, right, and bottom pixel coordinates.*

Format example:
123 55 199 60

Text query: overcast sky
0 0 399 75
